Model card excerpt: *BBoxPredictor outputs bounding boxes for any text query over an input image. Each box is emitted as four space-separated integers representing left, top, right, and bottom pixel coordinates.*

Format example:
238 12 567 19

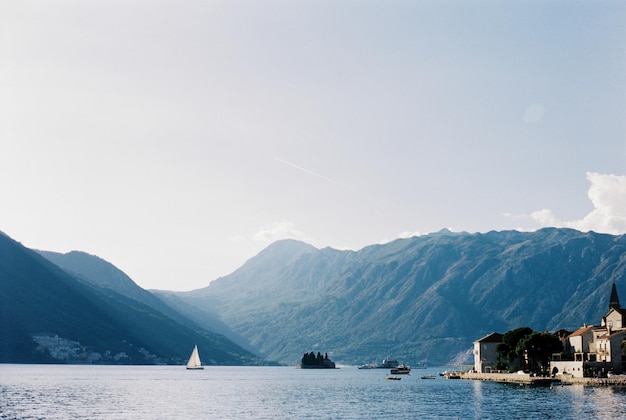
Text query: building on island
473 332 503 373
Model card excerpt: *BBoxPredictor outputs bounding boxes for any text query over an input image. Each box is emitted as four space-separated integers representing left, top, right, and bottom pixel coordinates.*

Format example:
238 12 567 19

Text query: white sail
186 345 203 369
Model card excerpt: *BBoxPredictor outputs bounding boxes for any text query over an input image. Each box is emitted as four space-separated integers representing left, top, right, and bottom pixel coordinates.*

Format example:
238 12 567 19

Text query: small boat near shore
357 364 377 369
421 375 436 379
358 357 400 370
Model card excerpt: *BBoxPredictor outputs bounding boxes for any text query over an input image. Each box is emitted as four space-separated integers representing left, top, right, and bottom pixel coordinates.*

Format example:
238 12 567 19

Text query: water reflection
472 380 484 419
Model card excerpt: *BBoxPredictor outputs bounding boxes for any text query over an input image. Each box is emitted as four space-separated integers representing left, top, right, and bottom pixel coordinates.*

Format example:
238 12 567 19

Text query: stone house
473 332 503 373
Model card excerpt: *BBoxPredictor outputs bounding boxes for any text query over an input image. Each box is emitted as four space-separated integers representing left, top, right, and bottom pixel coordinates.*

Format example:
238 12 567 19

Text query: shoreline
461 372 626 386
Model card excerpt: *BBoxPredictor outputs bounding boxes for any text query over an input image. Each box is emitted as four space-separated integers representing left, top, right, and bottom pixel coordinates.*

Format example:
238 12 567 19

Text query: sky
1 0 625 291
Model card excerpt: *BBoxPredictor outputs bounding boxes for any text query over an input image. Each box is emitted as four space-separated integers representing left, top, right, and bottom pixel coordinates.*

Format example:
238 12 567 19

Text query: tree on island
495 327 562 374
300 351 333 367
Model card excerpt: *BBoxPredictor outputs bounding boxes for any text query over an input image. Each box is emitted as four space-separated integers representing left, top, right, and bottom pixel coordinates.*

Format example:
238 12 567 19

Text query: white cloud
531 172 626 234
374 230 429 245
251 220 307 243
529 208 561 226
502 212 531 220
397 231 423 239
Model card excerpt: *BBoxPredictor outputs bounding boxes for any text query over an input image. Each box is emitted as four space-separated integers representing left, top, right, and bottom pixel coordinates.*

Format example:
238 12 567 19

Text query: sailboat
186 345 204 370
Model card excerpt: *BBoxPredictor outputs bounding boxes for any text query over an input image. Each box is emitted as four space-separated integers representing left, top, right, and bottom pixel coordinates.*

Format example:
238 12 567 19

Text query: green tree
302 351 318 366
517 332 563 374
496 327 533 371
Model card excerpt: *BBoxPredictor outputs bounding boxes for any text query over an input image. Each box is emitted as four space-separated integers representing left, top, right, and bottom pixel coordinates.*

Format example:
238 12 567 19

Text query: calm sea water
1 364 625 419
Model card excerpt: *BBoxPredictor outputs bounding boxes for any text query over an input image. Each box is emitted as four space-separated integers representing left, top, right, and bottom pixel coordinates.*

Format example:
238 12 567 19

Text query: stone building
473 332 503 373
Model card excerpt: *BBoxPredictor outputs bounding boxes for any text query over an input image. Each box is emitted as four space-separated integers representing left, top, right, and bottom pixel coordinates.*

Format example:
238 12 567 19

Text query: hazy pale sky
2 1 625 291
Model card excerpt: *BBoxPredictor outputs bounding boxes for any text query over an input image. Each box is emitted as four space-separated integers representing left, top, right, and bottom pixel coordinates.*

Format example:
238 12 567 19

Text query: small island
299 351 336 369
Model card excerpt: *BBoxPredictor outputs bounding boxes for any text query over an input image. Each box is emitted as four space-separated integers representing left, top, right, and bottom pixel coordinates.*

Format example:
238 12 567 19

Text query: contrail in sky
274 157 347 188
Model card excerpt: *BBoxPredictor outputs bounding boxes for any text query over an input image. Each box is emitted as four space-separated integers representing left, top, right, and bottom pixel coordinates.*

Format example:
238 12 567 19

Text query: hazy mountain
157 228 626 366
37 250 172 313
0 232 263 365
36 249 258 354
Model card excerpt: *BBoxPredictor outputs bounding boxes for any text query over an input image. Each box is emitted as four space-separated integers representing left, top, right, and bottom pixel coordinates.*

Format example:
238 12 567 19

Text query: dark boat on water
390 364 411 375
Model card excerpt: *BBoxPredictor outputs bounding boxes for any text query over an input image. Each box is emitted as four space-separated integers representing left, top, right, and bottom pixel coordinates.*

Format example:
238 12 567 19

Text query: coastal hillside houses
564 325 599 354
551 283 626 378
472 284 626 378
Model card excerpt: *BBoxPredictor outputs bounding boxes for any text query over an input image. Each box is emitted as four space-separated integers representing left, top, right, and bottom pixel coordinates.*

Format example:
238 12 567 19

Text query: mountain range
0 232 263 365
155 228 626 366
2 228 625 366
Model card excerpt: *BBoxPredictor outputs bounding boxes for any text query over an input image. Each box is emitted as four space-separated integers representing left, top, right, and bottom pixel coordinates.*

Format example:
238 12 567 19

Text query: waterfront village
297 284 626 385
471 283 626 385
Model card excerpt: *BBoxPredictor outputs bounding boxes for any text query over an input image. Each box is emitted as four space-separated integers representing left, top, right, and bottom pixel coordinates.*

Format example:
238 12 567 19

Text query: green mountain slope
159 229 626 366
0 232 263 365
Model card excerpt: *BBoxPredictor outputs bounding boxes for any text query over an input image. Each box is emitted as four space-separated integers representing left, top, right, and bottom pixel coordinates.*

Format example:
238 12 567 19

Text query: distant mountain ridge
0 232 263 365
37 249 258 355
37 250 167 310
156 228 626 366
5 228 626 367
